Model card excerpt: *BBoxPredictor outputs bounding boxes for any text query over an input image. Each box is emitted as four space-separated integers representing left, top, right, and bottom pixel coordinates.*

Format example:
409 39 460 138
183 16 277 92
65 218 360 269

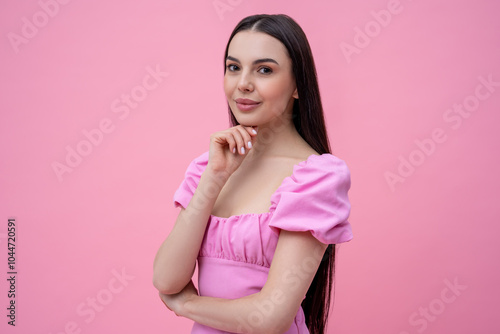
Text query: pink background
1 0 499 333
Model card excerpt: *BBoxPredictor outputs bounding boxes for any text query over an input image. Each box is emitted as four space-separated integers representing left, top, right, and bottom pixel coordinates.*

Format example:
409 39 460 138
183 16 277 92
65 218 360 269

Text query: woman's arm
153 125 257 295
160 230 328 334
153 169 229 295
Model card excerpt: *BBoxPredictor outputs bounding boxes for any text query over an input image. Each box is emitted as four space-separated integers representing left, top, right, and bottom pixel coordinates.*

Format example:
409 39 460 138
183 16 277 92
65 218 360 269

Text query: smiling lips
235 98 261 112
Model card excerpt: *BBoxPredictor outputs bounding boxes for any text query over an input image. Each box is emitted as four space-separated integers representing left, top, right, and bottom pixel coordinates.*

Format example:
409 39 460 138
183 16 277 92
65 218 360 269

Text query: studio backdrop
1 0 499 333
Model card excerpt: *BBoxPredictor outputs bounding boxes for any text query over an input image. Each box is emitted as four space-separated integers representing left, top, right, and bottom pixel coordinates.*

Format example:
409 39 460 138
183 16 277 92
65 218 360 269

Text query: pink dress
173 150 353 334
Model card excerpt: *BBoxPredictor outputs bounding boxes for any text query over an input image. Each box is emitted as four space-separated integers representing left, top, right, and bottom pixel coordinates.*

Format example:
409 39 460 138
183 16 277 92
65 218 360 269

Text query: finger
234 126 253 153
245 126 258 148
223 132 237 154
213 132 236 154
159 294 168 306
230 127 247 155
245 126 258 137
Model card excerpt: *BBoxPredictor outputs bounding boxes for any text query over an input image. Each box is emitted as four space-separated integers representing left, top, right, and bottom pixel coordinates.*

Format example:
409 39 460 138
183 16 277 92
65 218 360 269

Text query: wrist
179 293 198 318
200 169 229 190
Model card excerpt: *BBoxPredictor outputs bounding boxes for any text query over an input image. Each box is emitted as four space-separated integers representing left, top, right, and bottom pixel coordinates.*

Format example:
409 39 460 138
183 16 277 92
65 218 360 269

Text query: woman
153 14 353 334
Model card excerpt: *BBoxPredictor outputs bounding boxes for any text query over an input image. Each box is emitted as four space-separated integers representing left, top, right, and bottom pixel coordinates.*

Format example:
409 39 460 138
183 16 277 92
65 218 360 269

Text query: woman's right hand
206 125 258 178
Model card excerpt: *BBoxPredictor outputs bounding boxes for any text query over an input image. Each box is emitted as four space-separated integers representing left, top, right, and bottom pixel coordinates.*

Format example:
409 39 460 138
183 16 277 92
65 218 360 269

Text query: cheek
223 76 234 97
260 79 292 102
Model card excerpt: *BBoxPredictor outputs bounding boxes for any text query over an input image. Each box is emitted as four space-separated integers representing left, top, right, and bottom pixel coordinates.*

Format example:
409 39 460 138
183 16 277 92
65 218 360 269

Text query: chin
233 114 258 127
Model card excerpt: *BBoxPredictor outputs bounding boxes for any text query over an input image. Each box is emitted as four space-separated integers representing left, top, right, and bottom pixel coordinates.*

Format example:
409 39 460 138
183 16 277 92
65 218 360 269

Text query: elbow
152 276 184 295
153 263 195 295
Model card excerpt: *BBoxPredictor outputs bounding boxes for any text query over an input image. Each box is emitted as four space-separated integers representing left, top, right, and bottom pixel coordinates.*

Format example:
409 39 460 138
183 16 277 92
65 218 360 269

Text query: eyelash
226 64 273 75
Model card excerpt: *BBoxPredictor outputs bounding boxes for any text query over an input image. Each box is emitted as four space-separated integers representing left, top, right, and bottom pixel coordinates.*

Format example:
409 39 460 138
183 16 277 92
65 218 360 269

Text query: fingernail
252 129 257 134
232 147 236 153
241 147 245 154
248 141 252 148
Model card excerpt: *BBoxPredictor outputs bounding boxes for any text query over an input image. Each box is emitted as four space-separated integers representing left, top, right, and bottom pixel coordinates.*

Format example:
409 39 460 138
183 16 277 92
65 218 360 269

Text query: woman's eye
258 67 272 74
226 64 239 71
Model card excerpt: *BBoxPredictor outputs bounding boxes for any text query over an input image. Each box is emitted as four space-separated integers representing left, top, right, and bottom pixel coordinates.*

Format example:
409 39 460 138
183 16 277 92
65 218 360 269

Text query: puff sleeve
173 151 209 209
268 154 353 244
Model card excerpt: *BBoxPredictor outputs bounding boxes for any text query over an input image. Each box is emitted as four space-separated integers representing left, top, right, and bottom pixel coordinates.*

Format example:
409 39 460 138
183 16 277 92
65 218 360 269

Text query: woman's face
224 30 298 127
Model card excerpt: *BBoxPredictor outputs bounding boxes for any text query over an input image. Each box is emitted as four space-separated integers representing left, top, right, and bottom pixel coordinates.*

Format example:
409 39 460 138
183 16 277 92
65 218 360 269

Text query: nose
237 70 254 92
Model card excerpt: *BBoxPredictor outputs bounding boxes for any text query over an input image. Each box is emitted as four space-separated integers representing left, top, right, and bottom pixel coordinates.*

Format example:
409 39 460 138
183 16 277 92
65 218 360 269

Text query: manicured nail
252 129 257 134
232 147 236 153
247 141 252 148
241 147 245 154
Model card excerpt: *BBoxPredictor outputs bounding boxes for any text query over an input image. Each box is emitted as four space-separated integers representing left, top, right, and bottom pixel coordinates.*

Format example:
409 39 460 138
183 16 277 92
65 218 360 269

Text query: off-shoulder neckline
209 152 333 221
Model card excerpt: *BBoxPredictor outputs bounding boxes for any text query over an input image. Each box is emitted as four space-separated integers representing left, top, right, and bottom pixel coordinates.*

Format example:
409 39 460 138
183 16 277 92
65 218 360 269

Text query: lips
234 98 261 112
235 98 260 105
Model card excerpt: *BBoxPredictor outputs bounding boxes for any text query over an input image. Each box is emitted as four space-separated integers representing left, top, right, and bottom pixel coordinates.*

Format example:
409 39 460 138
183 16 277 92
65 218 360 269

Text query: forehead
227 30 290 62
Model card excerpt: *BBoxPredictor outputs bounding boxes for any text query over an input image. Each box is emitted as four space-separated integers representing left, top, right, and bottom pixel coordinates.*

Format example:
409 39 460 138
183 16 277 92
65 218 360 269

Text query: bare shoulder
288 143 320 163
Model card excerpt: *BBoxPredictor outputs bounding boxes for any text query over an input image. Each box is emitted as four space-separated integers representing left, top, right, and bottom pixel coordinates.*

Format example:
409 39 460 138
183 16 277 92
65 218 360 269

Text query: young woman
153 14 353 334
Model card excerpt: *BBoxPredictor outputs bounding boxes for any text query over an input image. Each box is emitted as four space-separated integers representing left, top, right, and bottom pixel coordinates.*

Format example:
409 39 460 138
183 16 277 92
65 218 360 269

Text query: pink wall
1 0 499 333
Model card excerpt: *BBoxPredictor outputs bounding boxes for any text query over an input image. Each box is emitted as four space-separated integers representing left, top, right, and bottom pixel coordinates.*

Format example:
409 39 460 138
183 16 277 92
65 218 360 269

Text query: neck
246 111 305 160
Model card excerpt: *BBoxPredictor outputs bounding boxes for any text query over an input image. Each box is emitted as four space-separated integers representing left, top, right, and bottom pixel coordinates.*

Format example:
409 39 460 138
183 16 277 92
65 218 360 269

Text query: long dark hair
224 14 336 334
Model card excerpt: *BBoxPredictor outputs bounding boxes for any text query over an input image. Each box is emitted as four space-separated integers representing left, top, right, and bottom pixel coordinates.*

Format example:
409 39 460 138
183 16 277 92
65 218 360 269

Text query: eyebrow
226 55 279 66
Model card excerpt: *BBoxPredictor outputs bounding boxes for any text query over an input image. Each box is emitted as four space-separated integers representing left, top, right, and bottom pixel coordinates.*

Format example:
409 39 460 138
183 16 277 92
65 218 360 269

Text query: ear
292 87 298 99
